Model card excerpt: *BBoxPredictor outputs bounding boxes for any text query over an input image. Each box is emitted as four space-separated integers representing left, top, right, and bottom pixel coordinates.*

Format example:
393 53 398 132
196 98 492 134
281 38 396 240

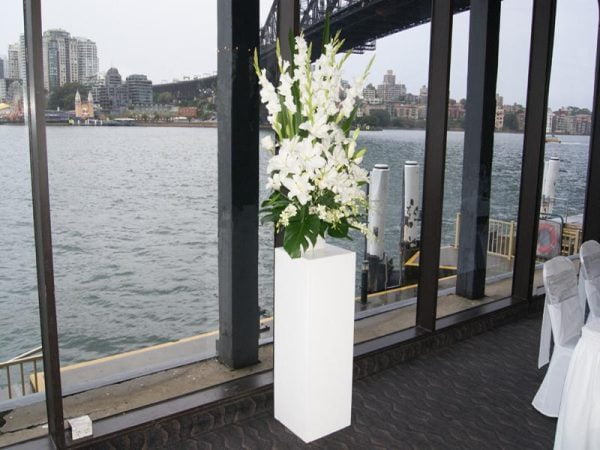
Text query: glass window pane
0 1 48 443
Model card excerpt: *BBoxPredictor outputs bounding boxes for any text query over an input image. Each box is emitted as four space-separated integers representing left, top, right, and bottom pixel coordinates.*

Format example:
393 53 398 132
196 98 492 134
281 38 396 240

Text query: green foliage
283 206 321 258
156 92 173 104
48 83 89 111
503 112 519 131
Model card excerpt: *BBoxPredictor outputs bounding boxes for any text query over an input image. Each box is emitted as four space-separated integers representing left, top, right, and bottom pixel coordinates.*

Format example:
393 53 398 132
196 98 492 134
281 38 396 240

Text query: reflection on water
0 126 589 363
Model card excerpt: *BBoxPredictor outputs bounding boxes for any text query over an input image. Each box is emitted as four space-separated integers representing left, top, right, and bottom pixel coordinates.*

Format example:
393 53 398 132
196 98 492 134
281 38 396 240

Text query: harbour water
0 125 590 364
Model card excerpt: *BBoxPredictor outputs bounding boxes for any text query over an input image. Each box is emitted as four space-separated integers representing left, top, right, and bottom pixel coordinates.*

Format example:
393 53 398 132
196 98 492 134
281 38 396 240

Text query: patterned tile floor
182 316 556 449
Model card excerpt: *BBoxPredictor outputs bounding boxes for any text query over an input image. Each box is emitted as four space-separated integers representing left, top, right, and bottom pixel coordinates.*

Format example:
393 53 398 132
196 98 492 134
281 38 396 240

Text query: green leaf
322 12 331 50
353 148 366 161
283 207 321 258
327 219 350 239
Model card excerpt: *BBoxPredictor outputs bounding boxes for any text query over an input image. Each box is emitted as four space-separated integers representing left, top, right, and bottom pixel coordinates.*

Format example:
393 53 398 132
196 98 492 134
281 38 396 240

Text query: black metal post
583 1 600 243
217 0 260 369
277 0 300 61
416 0 453 332
22 0 66 447
512 0 557 302
456 0 501 300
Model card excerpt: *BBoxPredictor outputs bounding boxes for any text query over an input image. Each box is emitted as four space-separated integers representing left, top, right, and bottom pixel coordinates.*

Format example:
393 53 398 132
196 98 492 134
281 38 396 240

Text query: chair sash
538 257 584 368
580 240 600 320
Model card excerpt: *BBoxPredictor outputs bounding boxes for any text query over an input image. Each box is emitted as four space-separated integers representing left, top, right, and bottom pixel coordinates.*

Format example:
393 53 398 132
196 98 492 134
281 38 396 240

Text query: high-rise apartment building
105 67 128 110
74 37 99 84
41 30 98 91
7 43 20 79
43 29 78 91
0 56 5 79
18 35 27 81
125 74 153 106
377 69 403 102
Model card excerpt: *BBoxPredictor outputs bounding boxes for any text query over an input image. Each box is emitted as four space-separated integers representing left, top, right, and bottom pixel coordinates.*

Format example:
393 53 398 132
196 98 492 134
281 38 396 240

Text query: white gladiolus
255 32 375 256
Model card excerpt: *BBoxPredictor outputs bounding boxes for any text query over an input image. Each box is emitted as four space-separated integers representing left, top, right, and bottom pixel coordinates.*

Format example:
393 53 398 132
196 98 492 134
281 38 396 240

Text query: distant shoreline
0 122 591 137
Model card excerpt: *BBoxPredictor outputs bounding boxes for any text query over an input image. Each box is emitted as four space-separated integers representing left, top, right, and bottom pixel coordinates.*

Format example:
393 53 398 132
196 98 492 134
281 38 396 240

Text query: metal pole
512 0 557 302
22 0 66 447
456 0 501 300
217 0 260 369
416 0 454 332
583 0 600 242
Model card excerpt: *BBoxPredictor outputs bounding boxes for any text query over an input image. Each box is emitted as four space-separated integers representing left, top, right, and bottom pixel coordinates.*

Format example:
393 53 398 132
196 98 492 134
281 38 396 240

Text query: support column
23 0 65 447
277 0 300 61
217 0 260 368
583 2 600 242
416 0 453 332
456 0 501 300
512 0 557 301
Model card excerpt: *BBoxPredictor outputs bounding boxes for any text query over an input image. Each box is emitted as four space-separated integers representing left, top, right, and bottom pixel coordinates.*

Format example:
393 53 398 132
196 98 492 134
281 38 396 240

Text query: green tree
156 92 174 105
370 109 390 127
48 83 89 111
503 112 519 131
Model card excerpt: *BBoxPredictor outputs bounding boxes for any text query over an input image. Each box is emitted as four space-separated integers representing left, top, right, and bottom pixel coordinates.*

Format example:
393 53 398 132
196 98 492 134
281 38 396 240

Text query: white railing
453 213 582 260
0 346 43 401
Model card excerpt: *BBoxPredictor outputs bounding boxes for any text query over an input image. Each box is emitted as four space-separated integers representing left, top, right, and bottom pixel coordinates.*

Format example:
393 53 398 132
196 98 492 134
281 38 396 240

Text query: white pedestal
274 242 356 443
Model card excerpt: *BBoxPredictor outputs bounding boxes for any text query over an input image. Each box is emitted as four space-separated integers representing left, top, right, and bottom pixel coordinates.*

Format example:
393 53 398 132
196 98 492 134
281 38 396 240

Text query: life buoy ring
537 221 560 257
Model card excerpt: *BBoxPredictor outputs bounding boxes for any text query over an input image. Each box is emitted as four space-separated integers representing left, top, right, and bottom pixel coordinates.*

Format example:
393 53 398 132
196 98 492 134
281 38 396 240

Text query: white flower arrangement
254 26 374 258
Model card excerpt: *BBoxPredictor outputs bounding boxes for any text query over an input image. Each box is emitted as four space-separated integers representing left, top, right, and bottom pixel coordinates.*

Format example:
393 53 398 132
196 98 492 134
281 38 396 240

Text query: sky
1 0 597 110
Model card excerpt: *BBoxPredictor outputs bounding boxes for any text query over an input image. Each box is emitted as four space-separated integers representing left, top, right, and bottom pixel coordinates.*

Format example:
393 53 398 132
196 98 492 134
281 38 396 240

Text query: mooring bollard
541 156 559 214
366 164 390 293
400 161 421 285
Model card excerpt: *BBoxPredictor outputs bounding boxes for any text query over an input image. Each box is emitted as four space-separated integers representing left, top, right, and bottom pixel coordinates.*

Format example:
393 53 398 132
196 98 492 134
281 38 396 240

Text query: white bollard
541 156 559 214
403 161 421 246
367 164 389 259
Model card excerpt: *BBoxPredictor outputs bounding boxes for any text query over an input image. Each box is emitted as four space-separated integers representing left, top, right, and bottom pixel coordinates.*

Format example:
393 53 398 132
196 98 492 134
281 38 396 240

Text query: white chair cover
580 240 600 321
554 319 600 449
533 256 584 417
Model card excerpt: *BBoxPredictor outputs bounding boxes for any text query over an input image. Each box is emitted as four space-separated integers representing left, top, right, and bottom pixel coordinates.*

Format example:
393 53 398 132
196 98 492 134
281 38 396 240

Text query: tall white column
403 161 421 245
541 156 560 214
367 164 389 258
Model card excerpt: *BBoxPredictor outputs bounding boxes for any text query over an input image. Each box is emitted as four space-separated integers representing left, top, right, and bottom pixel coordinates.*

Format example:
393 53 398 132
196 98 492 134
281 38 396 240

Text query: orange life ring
537 221 560 257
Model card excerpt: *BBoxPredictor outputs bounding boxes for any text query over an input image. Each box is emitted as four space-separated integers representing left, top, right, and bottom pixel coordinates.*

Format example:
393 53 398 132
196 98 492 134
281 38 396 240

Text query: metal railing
454 213 583 260
454 213 516 260
0 346 43 401
562 225 583 256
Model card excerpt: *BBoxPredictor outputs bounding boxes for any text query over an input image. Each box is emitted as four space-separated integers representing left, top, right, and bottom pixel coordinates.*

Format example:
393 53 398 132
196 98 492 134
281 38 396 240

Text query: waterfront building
448 99 466 121
419 85 428 104
91 77 110 111
389 102 421 120
7 43 20 80
125 74 153 106
377 69 403 102
495 93 503 108
0 80 7 102
42 29 79 91
105 67 128 110
362 83 378 103
546 108 553 134
18 35 26 81
553 109 572 134
0 56 4 79
573 114 592 135
74 37 99 84
74 90 95 119
495 106 504 131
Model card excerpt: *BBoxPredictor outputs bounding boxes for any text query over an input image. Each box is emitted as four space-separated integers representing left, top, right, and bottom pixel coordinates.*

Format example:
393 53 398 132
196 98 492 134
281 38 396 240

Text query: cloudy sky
1 0 597 109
